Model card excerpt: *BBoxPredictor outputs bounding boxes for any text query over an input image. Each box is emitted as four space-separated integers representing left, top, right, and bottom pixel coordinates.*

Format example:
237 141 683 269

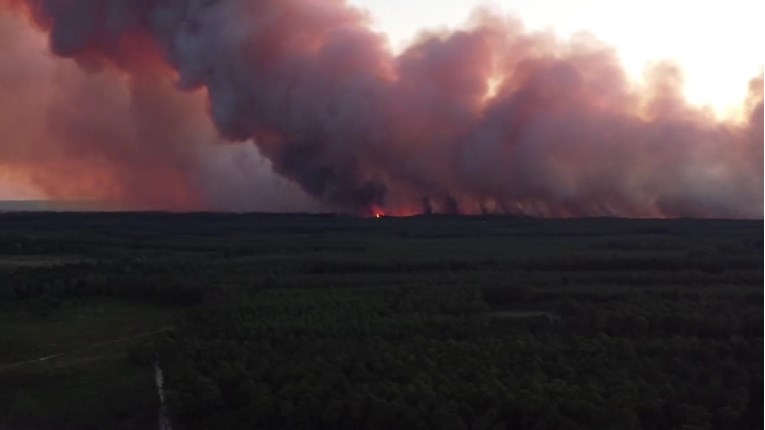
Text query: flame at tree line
0 0 762 218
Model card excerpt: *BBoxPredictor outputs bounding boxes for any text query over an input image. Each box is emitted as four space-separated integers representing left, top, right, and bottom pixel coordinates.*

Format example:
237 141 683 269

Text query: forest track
0 326 172 374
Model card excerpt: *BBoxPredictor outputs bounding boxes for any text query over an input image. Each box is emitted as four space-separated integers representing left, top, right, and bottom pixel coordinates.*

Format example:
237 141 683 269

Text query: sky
349 0 764 118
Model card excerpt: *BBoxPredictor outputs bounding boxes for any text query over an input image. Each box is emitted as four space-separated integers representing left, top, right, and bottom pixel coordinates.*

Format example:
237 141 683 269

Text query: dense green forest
0 213 762 429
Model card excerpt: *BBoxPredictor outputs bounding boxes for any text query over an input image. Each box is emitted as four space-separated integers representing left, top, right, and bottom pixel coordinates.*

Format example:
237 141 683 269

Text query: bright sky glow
349 0 764 118
0 178 41 200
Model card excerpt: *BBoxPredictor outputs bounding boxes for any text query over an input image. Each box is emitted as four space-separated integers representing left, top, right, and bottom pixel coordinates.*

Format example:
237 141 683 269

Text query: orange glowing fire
375 212 383 218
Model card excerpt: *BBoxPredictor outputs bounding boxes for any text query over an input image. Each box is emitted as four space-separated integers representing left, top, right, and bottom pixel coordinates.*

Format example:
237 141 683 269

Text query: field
0 212 762 429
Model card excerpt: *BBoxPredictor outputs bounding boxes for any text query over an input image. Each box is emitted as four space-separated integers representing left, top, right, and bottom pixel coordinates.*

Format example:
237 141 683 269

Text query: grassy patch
0 298 175 429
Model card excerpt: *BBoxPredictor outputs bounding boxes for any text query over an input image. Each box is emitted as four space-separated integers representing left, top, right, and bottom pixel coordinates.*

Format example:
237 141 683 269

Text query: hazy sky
349 0 763 117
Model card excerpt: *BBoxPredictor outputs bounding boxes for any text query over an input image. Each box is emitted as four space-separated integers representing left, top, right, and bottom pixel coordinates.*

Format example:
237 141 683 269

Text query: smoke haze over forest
0 0 762 217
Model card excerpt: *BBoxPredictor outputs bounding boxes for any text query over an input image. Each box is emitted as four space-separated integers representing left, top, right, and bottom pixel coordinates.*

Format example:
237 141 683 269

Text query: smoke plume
0 0 762 217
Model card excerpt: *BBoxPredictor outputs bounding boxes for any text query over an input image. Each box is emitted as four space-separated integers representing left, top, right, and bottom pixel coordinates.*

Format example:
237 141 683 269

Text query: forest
0 212 762 429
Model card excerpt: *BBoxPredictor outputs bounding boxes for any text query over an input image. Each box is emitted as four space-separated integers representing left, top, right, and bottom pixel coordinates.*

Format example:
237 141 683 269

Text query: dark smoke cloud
0 11 318 211
0 0 762 217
